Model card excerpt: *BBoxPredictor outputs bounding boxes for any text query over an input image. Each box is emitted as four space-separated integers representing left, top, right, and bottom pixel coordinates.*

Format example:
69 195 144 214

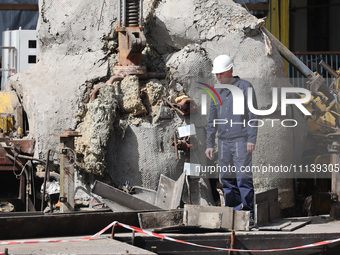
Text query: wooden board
0 4 38 10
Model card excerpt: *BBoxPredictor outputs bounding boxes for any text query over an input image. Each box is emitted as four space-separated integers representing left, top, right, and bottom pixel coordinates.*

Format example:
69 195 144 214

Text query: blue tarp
0 0 39 56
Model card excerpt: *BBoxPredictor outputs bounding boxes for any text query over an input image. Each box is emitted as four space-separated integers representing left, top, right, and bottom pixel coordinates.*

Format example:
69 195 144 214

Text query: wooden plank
0 4 38 11
138 210 183 229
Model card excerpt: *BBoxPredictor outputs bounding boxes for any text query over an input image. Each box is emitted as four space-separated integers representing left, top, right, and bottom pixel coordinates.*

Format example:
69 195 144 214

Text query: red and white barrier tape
0 221 116 246
1 221 340 253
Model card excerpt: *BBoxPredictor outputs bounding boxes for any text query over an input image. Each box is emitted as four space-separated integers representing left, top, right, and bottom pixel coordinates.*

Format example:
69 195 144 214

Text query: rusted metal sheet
0 157 21 171
11 139 35 155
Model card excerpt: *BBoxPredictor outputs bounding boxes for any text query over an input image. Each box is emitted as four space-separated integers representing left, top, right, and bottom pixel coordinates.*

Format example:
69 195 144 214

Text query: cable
62 147 77 165
241 0 250 13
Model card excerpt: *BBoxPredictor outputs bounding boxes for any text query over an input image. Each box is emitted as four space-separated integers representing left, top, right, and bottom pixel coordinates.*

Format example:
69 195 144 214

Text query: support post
56 129 81 213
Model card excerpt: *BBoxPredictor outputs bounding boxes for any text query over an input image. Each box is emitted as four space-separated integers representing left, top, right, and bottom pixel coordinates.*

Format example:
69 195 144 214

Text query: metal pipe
118 0 122 27
91 76 125 101
162 97 185 116
262 27 314 78
320 60 340 79
16 154 45 164
35 171 60 180
122 0 126 27
130 186 157 193
139 0 143 27
41 149 52 212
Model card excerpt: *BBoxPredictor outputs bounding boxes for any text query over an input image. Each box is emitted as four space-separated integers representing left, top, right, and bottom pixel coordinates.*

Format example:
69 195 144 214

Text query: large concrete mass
5 0 306 207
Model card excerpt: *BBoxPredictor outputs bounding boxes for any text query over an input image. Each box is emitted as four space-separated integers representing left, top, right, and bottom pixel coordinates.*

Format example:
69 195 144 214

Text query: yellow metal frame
265 0 290 72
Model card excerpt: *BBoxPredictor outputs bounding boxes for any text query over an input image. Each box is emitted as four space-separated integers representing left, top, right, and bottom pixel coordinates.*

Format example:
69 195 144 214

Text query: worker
205 55 258 222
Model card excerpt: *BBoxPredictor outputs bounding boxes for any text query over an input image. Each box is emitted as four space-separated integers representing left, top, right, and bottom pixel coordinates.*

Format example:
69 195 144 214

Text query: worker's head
211 55 234 83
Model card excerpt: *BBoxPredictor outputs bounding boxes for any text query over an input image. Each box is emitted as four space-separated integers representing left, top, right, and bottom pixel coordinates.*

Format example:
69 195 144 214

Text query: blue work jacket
206 78 258 148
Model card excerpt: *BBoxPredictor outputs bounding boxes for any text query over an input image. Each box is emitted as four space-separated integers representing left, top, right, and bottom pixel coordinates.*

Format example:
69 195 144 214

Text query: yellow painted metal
0 115 14 133
0 92 18 114
280 0 289 48
265 0 290 73
0 91 19 133
280 0 289 72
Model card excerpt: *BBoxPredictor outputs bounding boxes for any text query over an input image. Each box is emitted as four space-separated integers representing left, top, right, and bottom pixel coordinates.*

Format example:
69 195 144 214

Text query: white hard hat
211 55 233 74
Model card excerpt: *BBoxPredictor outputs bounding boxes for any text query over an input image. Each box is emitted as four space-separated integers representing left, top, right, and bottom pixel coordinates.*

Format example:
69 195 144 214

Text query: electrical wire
241 0 250 13
63 147 77 165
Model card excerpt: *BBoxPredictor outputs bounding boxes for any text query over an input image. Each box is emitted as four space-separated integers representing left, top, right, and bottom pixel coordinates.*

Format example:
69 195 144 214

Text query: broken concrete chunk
145 79 164 106
119 75 147 116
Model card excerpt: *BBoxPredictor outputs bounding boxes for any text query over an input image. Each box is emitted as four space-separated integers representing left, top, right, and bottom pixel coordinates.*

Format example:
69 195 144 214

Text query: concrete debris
41 180 60 195
141 79 165 123
76 83 118 176
118 75 147 116
166 44 213 97
147 0 258 54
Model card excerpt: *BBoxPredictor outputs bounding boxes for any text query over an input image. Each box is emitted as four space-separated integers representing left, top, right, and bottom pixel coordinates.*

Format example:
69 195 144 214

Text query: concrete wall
4 0 306 207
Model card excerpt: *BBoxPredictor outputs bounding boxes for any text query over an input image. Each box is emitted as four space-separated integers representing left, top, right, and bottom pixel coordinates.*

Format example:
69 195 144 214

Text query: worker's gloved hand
247 143 256 153
205 148 214 160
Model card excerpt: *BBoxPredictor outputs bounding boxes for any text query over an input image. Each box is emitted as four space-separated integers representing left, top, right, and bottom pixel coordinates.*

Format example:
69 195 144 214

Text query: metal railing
288 52 340 89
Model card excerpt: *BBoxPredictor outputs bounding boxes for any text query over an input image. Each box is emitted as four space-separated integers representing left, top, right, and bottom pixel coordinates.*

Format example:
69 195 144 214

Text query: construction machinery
263 28 340 218
0 90 36 212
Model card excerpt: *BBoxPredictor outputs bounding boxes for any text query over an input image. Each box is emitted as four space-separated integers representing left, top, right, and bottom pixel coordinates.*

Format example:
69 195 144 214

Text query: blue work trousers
218 137 254 217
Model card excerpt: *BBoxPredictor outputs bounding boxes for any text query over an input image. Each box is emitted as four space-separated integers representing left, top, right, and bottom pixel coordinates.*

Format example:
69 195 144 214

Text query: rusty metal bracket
55 129 82 213
162 97 185 116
